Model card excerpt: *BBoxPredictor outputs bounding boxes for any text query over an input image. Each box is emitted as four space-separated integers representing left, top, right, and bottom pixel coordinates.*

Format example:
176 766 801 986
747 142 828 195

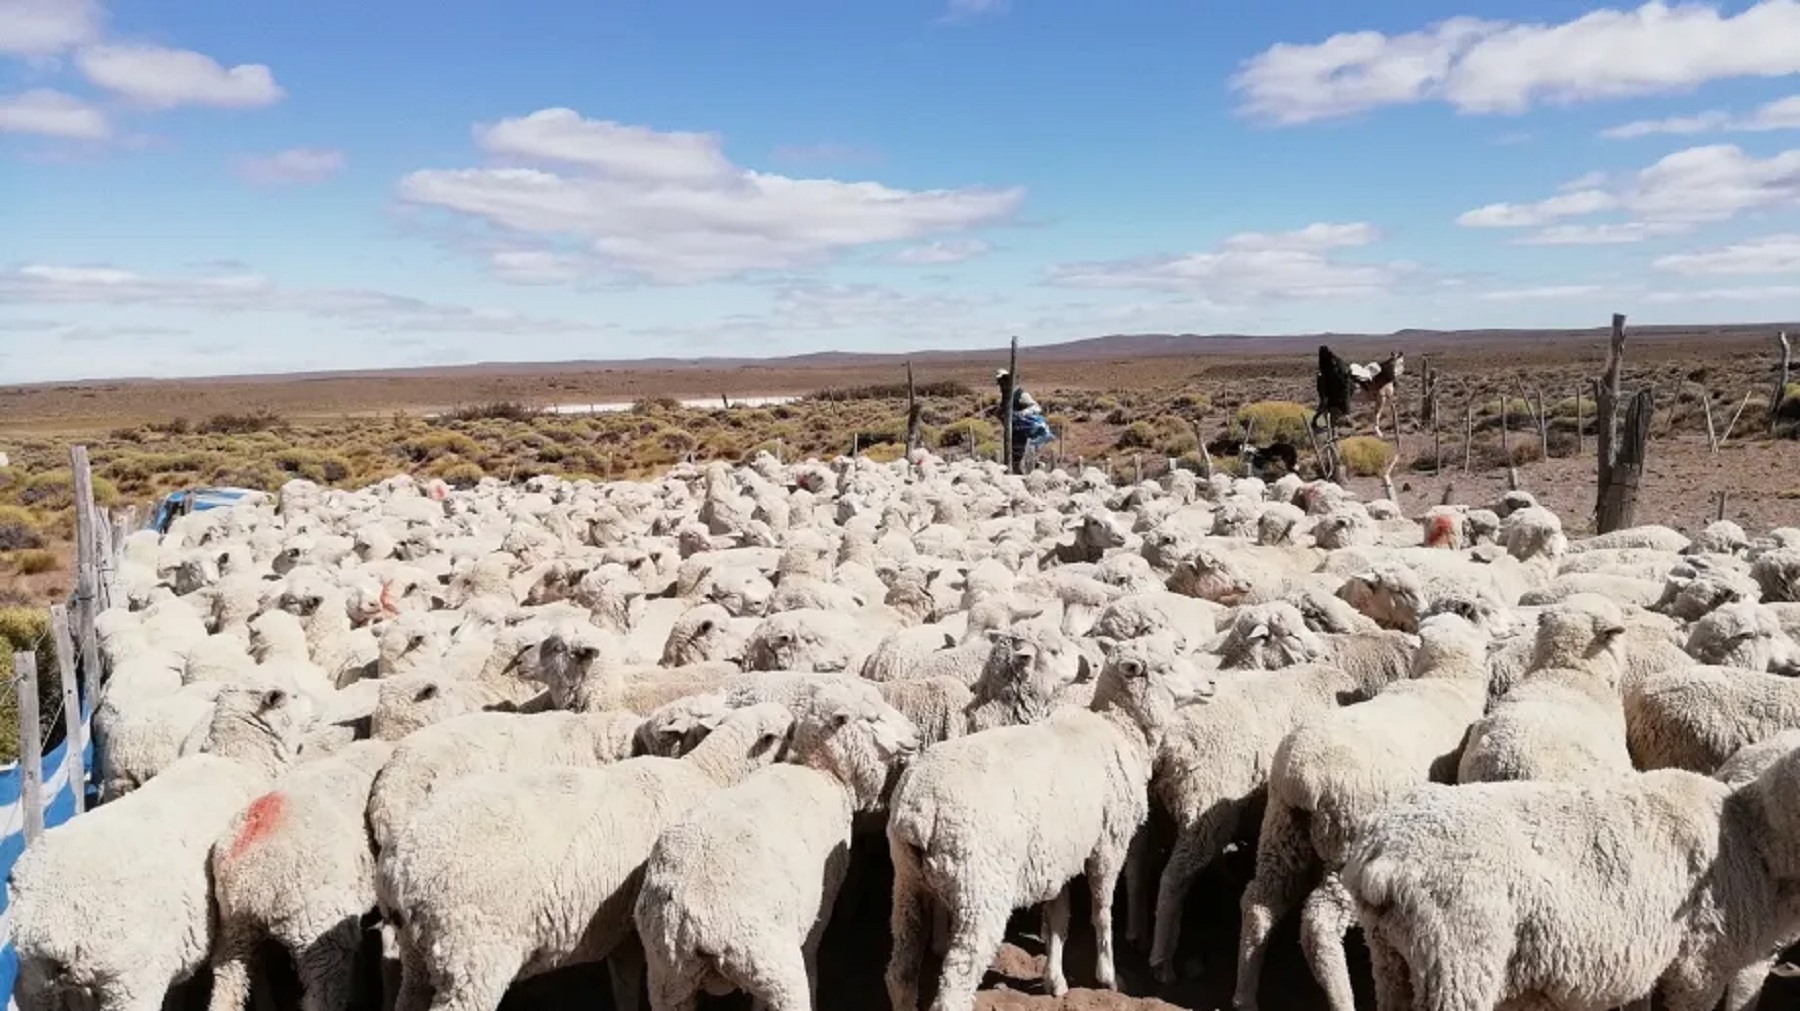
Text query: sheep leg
289 918 363 1011
1656 970 1731 1011
1041 886 1071 998
1719 959 1771 1011
1086 845 1127 991
13 956 61 1011
735 948 813 1011
1150 799 1242 983
1299 874 1358 1011
639 945 700 1011
1234 800 1314 1011
1122 824 1155 950
390 929 433 1011
930 902 952 957
927 900 1009 1011
424 959 513 1011
208 917 262 1011
608 937 647 1011
1363 924 1412 1011
885 837 931 1011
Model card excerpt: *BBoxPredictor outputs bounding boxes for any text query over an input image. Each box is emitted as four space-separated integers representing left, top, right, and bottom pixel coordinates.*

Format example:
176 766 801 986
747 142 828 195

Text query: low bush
1338 436 1395 477
1235 401 1312 444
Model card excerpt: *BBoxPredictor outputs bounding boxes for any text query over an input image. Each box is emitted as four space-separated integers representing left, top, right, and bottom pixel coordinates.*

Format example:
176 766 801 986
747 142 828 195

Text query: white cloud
0 263 608 335
233 147 346 185
475 109 733 182
1476 284 1610 300
0 0 101 56
1234 2 1800 124
1653 233 1800 274
77 43 284 109
1644 284 1800 301
0 88 108 139
1559 171 1609 191
488 250 586 286
889 239 992 265
769 141 880 166
1602 94 1800 138
399 108 1023 284
1514 222 1691 245
1457 144 1800 243
940 0 1009 22
1045 221 1398 299
1458 188 1619 227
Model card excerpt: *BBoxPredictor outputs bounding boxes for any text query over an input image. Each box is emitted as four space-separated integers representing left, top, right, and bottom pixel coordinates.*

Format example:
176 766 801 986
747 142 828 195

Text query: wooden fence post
70 445 104 781
1702 393 1720 455
50 605 85 814
1598 389 1654 533
1001 336 1020 475
16 650 44 844
1593 313 1627 533
1463 401 1474 473
904 361 922 459
1574 386 1584 456
1772 332 1793 436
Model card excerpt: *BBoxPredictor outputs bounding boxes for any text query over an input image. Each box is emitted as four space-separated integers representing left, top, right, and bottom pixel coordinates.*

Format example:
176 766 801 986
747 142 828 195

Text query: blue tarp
0 700 95 1006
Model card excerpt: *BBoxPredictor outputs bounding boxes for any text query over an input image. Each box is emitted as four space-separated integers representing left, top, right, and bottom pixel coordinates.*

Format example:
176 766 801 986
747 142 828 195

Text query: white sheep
208 739 396 1011
379 703 794 1011
1341 745 1800 1011
1146 651 1414 983
885 635 1215 1011
634 681 919 1009
1456 595 1634 785
1234 612 1493 1011
1624 665 1800 774
1684 600 1800 674
10 686 316 1011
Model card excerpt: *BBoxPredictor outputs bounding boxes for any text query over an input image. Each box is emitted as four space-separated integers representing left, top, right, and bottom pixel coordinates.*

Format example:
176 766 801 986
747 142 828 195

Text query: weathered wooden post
1598 389 1654 533
904 361 923 458
51 605 85 814
17 650 44 844
1772 332 1792 436
1702 392 1720 455
1002 335 1020 475
1593 313 1628 533
1463 402 1474 473
1574 386 1584 455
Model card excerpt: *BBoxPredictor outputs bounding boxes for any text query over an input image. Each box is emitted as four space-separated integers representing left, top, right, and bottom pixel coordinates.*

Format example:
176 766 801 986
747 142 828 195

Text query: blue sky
3 0 1800 382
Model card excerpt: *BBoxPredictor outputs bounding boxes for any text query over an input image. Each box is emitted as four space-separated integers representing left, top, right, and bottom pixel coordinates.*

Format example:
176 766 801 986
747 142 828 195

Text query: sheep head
519 625 624 707
1751 549 1800 604
1170 547 1258 606
660 603 749 667
706 567 774 617
636 694 732 757
744 610 853 673
1219 601 1329 670
1686 602 1800 675
1089 634 1216 748
1337 563 1427 633
1409 612 1493 684
979 620 1082 706
1527 594 1628 684
794 683 921 812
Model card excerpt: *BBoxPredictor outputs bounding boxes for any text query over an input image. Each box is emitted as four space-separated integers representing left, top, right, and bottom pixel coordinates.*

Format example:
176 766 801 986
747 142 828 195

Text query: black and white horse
1315 346 1405 438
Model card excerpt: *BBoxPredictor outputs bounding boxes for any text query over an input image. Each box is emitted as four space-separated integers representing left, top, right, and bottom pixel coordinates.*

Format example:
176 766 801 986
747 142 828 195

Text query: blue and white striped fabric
0 703 95 1010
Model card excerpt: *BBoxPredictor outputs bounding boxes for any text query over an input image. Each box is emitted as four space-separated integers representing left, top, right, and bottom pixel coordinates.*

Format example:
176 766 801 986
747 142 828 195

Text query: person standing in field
993 369 1050 473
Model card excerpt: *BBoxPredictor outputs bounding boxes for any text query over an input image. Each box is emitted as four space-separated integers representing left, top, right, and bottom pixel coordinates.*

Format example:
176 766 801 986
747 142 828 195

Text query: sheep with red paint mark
9 685 317 1011
208 739 396 1011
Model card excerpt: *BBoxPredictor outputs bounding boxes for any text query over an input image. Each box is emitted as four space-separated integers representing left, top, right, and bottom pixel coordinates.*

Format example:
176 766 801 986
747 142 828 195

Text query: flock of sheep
10 447 1800 1011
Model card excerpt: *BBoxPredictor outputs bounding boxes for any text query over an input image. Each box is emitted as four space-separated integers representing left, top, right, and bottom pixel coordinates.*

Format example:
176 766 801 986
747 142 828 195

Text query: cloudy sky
3 0 1800 382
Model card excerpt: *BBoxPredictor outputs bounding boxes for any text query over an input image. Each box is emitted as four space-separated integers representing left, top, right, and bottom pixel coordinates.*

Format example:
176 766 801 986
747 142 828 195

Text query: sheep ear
259 688 287 710
413 683 440 703
1093 635 1119 655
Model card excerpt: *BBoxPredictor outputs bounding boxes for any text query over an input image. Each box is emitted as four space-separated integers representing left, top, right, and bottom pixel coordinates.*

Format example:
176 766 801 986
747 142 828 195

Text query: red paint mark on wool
228 792 286 860
1426 514 1457 547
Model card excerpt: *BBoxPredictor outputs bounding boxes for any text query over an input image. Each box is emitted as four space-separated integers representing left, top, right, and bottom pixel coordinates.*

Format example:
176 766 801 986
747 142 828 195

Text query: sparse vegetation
1337 436 1395 477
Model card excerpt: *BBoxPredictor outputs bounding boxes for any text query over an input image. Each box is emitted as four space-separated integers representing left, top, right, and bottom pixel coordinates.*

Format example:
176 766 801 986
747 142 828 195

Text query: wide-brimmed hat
994 369 1010 381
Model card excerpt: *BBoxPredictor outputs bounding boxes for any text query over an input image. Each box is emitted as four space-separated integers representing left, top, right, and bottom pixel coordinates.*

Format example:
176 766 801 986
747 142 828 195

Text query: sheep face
637 695 732 757
798 690 921 811
1528 595 1628 682
1410 613 1492 681
1656 567 1750 622
1752 549 1800 604
983 623 1082 701
1686 603 1800 675
708 569 773 617
1337 565 1426 633
1172 548 1257 606
661 605 748 667
1219 602 1329 670
744 612 854 673
1313 509 1376 551
520 629 613 704
1090 635 1217 745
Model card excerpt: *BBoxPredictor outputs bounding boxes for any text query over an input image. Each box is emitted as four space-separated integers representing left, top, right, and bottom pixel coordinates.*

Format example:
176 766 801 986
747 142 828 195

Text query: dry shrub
197 410 285 435
1338 436 1395 477
0 505 42 551
1472 436 1542 471
1235 401 1311 444
0 606 62 762
445 401 539 422
11 550 57 575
